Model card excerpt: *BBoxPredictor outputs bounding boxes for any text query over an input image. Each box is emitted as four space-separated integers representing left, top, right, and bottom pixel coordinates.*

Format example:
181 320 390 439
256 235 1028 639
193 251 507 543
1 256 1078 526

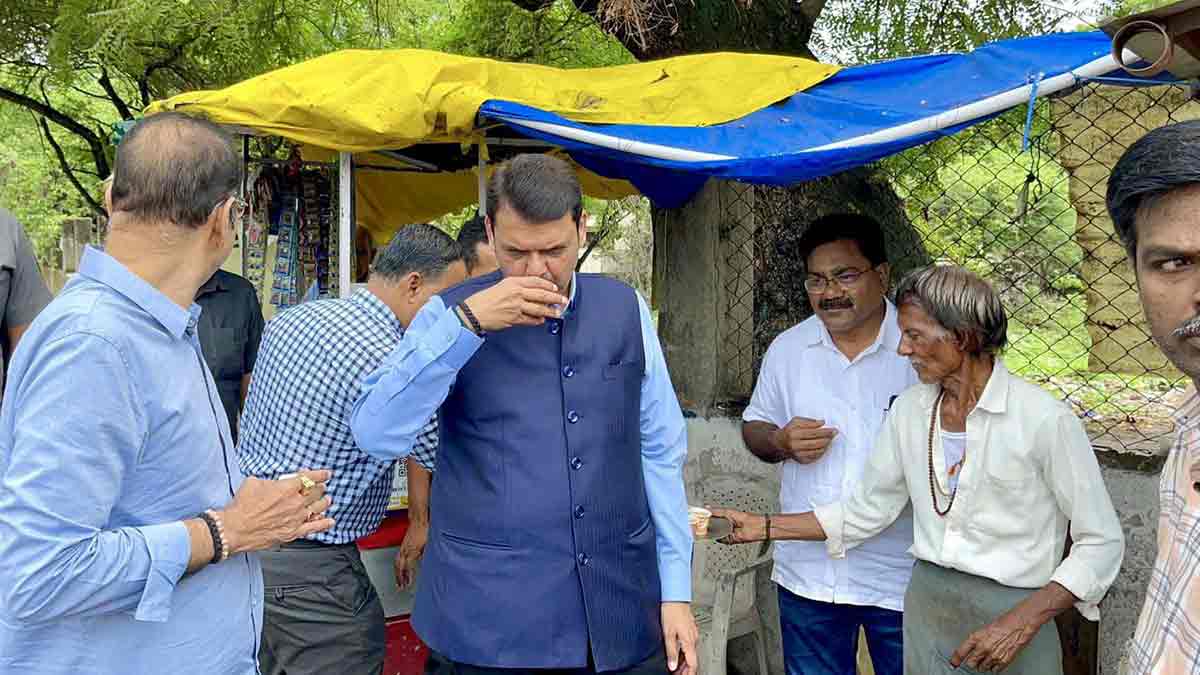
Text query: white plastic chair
690 476 775 675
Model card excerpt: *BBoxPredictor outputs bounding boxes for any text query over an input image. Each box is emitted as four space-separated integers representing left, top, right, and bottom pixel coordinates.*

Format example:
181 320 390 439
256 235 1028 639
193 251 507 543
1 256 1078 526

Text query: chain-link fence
707 82 1198 456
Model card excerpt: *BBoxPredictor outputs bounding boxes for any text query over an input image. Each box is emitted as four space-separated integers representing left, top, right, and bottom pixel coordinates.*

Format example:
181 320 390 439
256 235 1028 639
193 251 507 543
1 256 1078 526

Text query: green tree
0 101 87 263
0 1 442 212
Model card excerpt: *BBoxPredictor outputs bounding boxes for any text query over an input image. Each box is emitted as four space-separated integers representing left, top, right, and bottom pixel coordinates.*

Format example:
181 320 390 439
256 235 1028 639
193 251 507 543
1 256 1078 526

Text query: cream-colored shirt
813 359 1125 620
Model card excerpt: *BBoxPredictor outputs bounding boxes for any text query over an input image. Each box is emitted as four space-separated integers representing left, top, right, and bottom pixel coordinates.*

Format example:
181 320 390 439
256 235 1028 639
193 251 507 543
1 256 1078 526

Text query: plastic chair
690 476 775 675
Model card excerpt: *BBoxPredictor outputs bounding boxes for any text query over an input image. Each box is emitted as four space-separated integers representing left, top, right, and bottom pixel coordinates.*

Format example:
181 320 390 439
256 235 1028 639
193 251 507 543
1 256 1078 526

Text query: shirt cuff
423 304 483 370
812 503 847 559
660 558 692 602
1050 558 1102 622
133 521 191 622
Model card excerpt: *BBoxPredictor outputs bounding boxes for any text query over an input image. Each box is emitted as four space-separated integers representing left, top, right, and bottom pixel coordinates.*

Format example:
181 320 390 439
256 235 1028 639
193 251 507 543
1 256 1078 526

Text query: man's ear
406 271 423 299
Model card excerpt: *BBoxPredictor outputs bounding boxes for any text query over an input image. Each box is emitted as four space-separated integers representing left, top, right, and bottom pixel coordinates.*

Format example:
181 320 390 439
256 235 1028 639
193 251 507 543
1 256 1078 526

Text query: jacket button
574 505 585 519
548 321 561 335
567 410 580 424
570 457 583 470
562 365 575 378
577 553 590 566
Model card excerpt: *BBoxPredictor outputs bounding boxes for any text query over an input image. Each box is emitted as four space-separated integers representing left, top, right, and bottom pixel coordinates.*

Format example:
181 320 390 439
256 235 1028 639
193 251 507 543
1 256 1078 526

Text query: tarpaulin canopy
147 30 1159 237
146 49 839 150
478 31 1151 208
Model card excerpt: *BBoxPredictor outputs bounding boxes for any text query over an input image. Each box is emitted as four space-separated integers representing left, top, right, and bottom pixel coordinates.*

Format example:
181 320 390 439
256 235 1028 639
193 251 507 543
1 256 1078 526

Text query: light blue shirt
0 247 263 674
351 279 693 601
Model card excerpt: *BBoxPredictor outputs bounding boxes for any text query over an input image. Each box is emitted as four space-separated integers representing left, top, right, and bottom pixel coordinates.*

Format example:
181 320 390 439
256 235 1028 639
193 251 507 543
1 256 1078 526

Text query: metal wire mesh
714 82 1197 456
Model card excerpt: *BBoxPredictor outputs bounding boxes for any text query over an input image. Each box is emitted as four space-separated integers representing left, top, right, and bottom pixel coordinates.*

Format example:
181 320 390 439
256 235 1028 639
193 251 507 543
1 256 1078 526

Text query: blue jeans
778 585 903 675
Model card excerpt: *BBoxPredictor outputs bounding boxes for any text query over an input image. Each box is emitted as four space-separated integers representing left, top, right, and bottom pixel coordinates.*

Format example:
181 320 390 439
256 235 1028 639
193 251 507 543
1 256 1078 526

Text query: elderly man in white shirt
741 213 917 675
717 264 1124 675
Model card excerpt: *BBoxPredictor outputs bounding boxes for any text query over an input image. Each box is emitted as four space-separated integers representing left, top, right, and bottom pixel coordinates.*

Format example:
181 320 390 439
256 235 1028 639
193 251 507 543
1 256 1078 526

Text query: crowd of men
0 110 1197 675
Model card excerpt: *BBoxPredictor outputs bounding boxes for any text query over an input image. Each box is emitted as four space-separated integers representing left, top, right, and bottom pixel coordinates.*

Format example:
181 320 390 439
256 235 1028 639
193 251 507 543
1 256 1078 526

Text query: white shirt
744 300 918 611
814 359 1125 620
940 429 967 492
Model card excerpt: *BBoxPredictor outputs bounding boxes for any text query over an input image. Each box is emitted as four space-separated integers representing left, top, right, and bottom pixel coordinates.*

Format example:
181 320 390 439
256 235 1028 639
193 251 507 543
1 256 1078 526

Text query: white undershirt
941 429 967 491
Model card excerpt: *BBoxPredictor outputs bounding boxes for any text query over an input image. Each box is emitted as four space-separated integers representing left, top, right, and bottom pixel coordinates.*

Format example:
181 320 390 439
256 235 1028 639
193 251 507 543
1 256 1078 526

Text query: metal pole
240 135 249 277
477 141 486 216
338 151 353 298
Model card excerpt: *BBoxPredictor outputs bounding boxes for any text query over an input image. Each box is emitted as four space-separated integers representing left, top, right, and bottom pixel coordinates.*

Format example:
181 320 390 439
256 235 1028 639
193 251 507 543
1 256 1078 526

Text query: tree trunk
754 168 932 362
577 0 825 61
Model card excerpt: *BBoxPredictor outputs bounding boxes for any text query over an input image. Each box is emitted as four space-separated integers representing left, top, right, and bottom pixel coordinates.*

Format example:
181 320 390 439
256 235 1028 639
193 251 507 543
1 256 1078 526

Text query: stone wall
1053 84 1199 377
1099 465 1160 675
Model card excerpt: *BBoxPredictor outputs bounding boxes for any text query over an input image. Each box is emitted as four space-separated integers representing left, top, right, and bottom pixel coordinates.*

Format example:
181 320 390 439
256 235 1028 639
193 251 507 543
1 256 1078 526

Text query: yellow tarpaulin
334 151 641 246
147 48 839 151
147 48 837 236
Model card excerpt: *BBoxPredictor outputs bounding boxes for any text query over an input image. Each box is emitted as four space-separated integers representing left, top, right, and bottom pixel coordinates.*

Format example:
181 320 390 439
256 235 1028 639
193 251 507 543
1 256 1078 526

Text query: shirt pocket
970 456 1042 539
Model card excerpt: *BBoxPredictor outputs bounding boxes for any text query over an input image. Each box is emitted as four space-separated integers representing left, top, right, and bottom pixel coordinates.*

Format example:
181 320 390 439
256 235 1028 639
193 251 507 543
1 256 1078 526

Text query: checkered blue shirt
237 289 438 543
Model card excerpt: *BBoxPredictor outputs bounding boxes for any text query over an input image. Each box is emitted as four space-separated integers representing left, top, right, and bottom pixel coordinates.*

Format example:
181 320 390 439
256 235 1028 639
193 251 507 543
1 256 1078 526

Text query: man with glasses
741 213 917 675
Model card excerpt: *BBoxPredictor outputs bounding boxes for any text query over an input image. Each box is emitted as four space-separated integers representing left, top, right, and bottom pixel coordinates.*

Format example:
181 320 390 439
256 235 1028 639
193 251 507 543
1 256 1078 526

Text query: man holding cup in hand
351 154 698 674
0 113 333 675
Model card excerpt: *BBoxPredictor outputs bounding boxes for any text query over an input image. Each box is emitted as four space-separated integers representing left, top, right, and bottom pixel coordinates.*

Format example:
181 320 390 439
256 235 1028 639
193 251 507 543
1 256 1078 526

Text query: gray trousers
258 540 387 675
903 560 1063 675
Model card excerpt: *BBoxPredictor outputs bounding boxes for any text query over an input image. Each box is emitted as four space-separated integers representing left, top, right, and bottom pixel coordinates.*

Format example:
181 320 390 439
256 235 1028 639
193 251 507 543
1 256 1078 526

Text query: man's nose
527 253 550 279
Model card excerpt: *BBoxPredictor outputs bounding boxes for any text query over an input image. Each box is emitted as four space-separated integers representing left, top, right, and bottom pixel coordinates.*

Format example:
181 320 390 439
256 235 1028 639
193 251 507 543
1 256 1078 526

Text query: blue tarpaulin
478 31 1165 207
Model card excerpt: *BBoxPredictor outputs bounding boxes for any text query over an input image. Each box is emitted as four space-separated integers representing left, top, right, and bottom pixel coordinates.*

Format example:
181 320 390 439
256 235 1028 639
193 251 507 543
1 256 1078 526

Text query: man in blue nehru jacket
351 153 698 674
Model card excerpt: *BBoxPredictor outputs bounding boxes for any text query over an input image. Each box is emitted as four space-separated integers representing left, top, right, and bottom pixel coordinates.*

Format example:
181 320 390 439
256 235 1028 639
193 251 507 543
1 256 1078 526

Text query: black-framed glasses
803 266 875 293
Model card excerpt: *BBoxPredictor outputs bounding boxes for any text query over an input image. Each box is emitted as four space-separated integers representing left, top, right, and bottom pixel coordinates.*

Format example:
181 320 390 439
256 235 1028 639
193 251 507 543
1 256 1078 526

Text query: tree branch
510 0 556 10
38 117 106 217
97 69 134 119
0 84 97 146
0 82 111 178
138 35 202 106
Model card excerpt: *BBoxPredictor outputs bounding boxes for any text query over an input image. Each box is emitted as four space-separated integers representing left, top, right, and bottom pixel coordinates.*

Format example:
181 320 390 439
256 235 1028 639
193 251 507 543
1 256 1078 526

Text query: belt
279 538 357 550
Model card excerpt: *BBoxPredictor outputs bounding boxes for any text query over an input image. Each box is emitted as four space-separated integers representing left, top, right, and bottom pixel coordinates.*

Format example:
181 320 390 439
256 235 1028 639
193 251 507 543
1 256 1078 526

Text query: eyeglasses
803 267 875 293
212 195 248 229
230 197 248 225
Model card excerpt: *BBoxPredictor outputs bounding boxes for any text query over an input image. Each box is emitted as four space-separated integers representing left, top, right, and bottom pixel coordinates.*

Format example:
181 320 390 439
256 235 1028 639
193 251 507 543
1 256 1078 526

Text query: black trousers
258 540 387 675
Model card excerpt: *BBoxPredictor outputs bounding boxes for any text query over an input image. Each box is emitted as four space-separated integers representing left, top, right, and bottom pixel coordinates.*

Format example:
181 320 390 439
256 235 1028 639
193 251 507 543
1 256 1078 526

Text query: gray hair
370 224 463 283
486 154 583 227
110 112 239 228
895 265 1007 355
1107 120 1200 260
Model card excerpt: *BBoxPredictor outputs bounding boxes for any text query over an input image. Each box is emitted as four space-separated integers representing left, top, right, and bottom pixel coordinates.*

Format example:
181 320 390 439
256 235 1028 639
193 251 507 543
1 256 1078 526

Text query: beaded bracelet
198 510 230 564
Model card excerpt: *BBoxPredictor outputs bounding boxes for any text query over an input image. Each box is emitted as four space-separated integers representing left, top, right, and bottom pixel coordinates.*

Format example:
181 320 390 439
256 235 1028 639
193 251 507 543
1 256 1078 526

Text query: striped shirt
237 289 437 543
1126 389 1200 675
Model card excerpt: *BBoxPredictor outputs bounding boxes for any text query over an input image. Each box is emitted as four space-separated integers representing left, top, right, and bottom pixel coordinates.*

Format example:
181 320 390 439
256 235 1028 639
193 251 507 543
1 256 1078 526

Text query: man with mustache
1108 121 1200 674
740 213 917 675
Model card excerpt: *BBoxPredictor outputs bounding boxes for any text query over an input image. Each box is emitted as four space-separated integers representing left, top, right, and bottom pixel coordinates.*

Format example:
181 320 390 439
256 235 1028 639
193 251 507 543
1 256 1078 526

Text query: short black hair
1107 120 1200 260
111 112 238 228
486 154 582 228
456 214 489 272
370 224 463 282
796 213 888 267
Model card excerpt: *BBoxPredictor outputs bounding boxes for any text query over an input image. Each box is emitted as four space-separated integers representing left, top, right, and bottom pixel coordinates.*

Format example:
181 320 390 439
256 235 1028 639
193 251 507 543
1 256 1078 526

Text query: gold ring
298 475 317 495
